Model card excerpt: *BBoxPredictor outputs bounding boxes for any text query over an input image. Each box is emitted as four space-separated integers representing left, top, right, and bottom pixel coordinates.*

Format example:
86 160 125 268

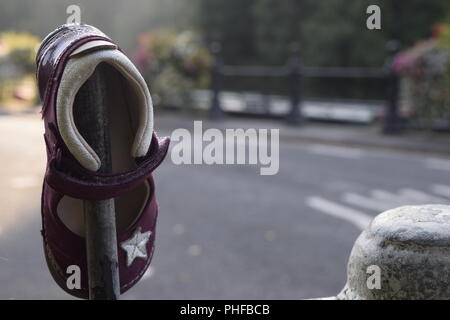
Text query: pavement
192 90 383 124
1 111 450 299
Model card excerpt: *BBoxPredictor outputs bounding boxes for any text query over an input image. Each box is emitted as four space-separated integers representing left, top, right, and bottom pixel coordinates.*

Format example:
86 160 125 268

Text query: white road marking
371 189 422 207
371 189 398 201
306 196 372 230
399 188 448 204
342 192 392 212
307 144 365 159
309 186 449 232
425 158 450 172
431 184 450 199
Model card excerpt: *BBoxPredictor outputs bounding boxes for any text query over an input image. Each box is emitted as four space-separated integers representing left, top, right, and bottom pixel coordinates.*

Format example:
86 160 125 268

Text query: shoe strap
45 134 169 200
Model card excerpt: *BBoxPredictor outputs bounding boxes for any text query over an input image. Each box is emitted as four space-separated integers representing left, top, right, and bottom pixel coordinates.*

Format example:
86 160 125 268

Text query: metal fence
209 41 402 134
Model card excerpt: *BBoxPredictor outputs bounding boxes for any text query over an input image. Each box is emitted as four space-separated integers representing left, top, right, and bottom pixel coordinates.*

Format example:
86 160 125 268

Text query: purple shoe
36 24 170 298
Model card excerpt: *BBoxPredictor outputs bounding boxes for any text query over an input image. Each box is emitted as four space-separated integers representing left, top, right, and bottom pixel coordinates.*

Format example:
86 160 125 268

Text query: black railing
209 41 401 133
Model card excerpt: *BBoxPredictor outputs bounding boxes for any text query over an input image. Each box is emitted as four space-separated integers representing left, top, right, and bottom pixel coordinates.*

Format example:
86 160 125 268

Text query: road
1 114 450 299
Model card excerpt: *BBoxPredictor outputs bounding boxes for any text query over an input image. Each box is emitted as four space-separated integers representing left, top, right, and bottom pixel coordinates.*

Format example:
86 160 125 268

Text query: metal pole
286 42 302 125
209 42 225 120
73 63 120 299
383 40 401 134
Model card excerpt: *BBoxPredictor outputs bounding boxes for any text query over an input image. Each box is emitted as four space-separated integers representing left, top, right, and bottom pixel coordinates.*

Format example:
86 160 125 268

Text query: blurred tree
0 0 198 53
394 23 450 129
0 32 40 73
198 0 256 64
300 0 387 67
196 0 450 99
253 0 450 67
385 0 450 43
252 0 303 64
199 0 450 67
1 0 448 67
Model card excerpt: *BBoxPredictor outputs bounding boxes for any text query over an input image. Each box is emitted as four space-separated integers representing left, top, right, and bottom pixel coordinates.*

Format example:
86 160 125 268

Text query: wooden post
73 63 120 300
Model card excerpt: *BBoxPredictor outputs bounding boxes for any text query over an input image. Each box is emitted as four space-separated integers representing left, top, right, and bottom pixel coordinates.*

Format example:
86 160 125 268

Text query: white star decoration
120 227 152 267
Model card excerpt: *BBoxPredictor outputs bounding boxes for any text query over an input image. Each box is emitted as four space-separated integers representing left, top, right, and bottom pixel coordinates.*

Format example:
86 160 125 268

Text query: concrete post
336 204 450 300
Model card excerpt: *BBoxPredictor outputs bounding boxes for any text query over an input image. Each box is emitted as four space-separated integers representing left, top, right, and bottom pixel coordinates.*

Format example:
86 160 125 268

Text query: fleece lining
56 46 153 171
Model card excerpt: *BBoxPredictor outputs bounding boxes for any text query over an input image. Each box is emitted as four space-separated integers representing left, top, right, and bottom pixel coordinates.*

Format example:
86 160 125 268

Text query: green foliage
0 31 40 73
395 24 450 128
299 0 386 67
134 30 212 108
438 24 450 50
0 0 199 53
0 0 449 106
199 0 256 64
196 0 450 100
199 0 450 68
1 0 447 69
252 0 301 64
0 32 40 107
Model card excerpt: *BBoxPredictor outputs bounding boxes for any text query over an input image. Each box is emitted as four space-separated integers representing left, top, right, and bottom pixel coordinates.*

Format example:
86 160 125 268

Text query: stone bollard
321 205 450 300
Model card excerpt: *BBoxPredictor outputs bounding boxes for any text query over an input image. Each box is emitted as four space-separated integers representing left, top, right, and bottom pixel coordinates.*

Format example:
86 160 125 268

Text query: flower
133 30 212 108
